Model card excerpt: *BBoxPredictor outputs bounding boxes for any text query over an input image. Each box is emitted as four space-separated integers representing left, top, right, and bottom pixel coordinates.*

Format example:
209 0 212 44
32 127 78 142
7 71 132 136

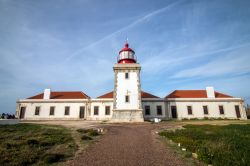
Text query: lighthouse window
125 95 130 103
125 72 129 79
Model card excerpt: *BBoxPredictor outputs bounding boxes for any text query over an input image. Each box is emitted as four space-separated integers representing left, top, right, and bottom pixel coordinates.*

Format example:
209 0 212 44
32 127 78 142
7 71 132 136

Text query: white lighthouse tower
112 42 144 122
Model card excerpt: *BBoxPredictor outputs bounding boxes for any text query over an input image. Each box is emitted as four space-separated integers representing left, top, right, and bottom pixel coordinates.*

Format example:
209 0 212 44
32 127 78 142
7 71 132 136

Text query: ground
68 124 188 166
0 124 77 165
159 124 250 166
21 120 249 166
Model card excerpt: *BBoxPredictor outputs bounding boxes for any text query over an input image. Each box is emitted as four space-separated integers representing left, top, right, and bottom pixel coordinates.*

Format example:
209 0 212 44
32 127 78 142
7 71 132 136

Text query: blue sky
1 0 250 114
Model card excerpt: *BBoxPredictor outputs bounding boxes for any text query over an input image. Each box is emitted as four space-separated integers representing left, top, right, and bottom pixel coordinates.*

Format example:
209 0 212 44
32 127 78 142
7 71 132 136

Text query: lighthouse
112 42 144 122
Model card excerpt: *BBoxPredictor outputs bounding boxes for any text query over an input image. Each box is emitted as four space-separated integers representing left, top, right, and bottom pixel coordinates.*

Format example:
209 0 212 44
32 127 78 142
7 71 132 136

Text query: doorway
171 106 177 118
20 107 26 119
79 106 85 119
235 105 241 118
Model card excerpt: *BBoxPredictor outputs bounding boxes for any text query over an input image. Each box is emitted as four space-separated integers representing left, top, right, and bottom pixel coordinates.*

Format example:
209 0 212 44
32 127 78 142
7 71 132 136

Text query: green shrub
43 153 65 163
77 128 92 133
88 130 99 137
39 141 56 147
77 128 100 137
160 124 250 166
0 124 77 165
189 118 199 120
27 139 39 146
81 135 93 140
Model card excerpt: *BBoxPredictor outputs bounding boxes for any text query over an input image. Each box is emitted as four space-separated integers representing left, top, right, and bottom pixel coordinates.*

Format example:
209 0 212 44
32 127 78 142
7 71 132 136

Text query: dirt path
68 124 188 166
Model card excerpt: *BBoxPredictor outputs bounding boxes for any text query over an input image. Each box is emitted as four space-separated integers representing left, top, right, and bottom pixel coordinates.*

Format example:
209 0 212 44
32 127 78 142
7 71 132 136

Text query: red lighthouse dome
117 42 137 64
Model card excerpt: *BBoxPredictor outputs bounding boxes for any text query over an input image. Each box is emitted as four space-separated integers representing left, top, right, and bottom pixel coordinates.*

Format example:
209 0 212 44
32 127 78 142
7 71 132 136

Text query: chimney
206 87 215 98
43 89 51 99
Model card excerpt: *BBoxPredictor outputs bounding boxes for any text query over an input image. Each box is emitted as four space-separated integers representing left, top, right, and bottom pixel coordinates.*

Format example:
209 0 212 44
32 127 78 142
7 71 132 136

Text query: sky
0 0 250 114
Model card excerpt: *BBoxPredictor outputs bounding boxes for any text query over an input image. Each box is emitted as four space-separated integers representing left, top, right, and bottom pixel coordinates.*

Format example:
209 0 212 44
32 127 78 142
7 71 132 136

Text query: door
235 105 241 118
171 106 177 118
79 106 85 119
20 107 26 119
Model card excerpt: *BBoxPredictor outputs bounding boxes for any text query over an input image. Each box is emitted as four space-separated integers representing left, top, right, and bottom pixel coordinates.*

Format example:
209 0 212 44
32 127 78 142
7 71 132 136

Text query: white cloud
172 46 250 78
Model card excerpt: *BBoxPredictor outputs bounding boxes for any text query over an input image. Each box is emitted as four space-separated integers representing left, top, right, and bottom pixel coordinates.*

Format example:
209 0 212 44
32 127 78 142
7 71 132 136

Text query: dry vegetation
159 124 250 166
0 124 77 165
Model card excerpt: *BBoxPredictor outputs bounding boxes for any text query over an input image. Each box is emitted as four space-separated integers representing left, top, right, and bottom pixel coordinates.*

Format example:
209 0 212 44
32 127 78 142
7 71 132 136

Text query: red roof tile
141 91 160 98
97 91 113 99
165 90 232 98
97 91 159 99
27 91 90 99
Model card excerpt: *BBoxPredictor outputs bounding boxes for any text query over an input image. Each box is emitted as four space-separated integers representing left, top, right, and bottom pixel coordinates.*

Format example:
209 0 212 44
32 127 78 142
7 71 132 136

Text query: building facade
16 43 247 121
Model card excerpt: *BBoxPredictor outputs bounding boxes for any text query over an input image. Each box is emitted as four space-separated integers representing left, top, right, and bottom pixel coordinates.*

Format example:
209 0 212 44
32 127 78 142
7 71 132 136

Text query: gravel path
68 124 188 166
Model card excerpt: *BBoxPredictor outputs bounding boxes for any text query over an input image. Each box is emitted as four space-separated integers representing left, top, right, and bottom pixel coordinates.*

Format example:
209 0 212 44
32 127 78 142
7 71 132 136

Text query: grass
76 128 100 141
0 123 77 165
159 124 250 166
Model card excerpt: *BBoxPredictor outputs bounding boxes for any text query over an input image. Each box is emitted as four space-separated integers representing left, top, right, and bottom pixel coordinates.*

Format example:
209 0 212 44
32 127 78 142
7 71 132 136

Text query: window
203 106 208 115
65 106 70 115
94 106 99 115
125 95 130 103
187 106 192 115
171 106 177 118
105 106 110 115
157 106 162 115
20 107 26 119
125 72 129 79
35 106 40 115
50 106 55 115
235 105 241 118
145 105 150 115
79 106 85 118
219 105 224 114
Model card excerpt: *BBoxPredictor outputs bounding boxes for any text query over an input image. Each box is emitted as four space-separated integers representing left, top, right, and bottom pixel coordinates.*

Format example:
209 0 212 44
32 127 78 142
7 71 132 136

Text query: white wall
16 98 247 121
16 100 88 120
168 99 247 120
142 100 167 120
116 71 140 109
87 100 113 121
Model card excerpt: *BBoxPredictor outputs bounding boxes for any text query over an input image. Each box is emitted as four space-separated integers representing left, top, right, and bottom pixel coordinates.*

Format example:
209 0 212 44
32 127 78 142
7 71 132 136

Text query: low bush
0 124 77 165
81 135 93 141
27 139 39 146
159 124 250 166
43 153 65 163
76 128 91 133
88 130 99 137
77 128 100 137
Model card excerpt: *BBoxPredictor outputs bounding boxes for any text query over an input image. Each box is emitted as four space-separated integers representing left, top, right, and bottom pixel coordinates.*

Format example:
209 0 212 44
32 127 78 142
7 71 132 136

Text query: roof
141 91 160 98
119 42 135 54
97 91 160 99
97 91 113 99
165 90 232 98
27 91 90 99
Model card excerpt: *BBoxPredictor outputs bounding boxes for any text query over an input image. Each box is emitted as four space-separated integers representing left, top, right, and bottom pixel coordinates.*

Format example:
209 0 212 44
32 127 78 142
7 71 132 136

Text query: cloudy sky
1 0 250 114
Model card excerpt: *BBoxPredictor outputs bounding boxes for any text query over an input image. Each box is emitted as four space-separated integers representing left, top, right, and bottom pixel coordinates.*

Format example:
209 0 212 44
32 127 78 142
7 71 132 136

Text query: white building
16 42 247 121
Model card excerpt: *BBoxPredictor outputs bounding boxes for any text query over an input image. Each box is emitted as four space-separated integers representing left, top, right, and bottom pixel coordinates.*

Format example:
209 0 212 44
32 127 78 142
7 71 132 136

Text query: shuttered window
35 107 40 115
145 105 150 115
187 106 192 115
65 106 70 115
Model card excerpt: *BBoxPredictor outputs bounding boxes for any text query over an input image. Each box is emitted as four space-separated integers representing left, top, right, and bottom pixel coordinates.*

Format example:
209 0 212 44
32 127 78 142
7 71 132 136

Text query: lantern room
117 42 137 64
